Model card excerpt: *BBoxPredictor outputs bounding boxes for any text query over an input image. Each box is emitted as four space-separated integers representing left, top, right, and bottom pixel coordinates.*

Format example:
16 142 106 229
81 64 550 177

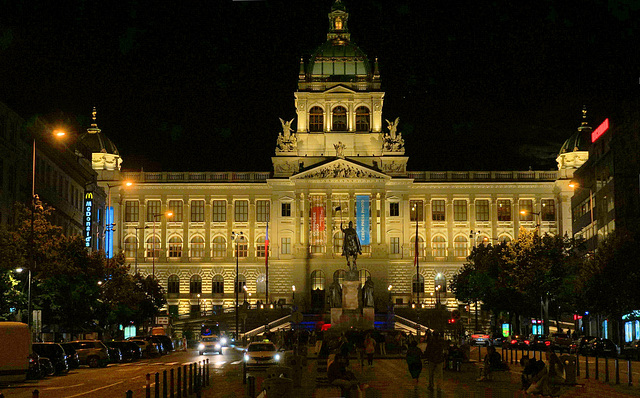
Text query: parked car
549 333 573 352
59 343 80 370
531 335 552 351
32 343 68 375
27 352 43 379
570 336 596 355
469 331 491 346
153 335 174 353
105 341 137 362
591 338 618 357
106 345 123 363
198 335 223 355
128 339 160 358
69 340 110 368
38 357 55 377
124 341 143 361
506 335 531 350
622 340 640 360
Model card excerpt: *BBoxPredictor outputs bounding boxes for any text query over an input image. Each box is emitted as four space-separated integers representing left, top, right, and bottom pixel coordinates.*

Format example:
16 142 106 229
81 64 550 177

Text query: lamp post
231 231 243 343
292 285 296 306
519 210 541 232
412 203 420 305
151 211 173 278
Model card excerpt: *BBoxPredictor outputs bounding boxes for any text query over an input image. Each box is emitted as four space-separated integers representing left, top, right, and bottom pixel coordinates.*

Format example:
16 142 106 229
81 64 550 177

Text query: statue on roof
382 117 405 153
280 118 294 140
334 141 346 158
385 117 399 139
276 117 298 153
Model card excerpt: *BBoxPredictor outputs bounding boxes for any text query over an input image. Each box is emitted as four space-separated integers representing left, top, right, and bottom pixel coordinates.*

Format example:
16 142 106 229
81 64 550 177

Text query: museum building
86 2 582 318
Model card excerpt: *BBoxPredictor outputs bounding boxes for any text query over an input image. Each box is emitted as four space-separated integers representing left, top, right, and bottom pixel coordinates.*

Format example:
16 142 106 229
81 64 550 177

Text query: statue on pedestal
363 276 375 307
341 221 362 270
328 276 342 308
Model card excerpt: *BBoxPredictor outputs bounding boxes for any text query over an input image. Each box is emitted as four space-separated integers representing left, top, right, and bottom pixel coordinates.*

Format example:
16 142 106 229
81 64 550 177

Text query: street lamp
151 211 173 278
231 231 243 343
519 209 541 231
292 285 296 306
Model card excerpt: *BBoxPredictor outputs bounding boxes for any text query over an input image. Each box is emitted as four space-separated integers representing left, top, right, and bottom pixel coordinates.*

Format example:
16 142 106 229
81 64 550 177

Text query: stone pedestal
342 280 360 310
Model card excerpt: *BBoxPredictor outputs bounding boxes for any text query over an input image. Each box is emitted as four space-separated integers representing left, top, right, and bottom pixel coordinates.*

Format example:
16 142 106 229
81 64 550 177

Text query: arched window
146 236 160 258
333 231 344 255
309 106 324 132
168 236 183 258
359 269 371 285
332 106 347 131
410 235 425 257
454 236 468 258
168 275 180 294
212 275 224 294
311 270 325 290
477 235 490 247
256 274 266 294
212 236 226 258
190 236 205 258
435 273 446 292
333 269 346 287
256 236 266 258
234 236 248 258
432 236 447 258
124 236 137 258
190 275 202 294
412 274 424 294
235 274 247 293
498 235 512 244
355 106 370 131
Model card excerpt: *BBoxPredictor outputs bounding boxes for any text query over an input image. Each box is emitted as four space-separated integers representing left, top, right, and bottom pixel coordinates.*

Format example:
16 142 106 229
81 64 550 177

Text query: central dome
308 40 371 79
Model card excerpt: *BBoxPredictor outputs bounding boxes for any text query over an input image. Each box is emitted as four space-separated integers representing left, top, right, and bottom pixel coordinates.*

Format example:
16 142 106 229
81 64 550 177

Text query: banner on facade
106 206 114 258
356 195 370 245
310 195 326 247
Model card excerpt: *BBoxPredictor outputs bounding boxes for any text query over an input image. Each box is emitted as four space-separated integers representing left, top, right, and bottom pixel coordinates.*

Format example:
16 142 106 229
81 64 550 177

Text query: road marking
231 360 243 365
165 362 180 365
41 384 84 390
65 380 124 397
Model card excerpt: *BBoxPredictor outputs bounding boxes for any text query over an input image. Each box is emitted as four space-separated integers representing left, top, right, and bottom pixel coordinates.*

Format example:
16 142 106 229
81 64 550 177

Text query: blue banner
106 206 114 258
356 195 370 245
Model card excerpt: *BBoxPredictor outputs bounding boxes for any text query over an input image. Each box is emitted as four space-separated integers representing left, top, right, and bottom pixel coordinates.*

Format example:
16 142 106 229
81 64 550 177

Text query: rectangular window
281 237 291 254
281 202 291 217
497 200 511 221
256 200 270 222
519 199 533 221
191 200 205 222
390 237 400 254
124 201 139 222
235 200 248 222
541 199 556 222
168 200 183 222
432 200 445 221
147 200 161 222
212 200 226 222
410 200 423 222
453 200 467 222
389 202 400 217
475 200 489 222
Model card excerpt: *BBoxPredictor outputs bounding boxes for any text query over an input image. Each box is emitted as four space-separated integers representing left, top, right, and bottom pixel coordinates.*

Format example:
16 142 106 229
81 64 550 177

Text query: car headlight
215 344 221 349
274 353 281 362
244 354 250 362
198 344 205 351
220 338 228 345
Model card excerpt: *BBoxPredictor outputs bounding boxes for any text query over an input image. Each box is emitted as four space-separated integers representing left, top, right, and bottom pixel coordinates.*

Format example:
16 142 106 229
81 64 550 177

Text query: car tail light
524 340 530 345
545 341 551 346
511 340 517 345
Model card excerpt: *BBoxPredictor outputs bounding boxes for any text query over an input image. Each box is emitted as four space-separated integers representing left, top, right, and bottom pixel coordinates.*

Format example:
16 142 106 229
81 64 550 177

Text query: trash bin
560 354 577 385
285 355 305 387
263 376 293 395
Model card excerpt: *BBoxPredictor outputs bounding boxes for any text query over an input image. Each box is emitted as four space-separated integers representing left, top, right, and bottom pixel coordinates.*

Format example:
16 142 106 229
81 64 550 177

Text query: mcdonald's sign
84 191 94 247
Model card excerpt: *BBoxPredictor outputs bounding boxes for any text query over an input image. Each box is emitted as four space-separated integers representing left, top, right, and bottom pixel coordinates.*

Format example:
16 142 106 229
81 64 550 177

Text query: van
0 322 30 383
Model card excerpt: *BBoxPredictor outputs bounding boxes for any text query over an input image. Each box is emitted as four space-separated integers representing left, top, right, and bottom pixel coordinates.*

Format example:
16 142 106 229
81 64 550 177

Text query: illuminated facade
91 2 577 317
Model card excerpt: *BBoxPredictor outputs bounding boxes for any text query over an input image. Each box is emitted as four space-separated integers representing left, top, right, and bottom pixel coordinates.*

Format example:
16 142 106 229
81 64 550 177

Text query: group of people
404 330 449 392
521 351 566 395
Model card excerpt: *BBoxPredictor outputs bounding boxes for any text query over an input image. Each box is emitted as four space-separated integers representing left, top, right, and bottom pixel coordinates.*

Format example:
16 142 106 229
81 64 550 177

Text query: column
379 192 386 245
249 197 255 259
294 192 301 246
446 198 453 261
490 195 498 242
183 198 190 262
227 196 234 257
140 201 147 261
326 194 333 255
301 192 308 247
160 196 168 261
370 192 377 247
204 196 211 261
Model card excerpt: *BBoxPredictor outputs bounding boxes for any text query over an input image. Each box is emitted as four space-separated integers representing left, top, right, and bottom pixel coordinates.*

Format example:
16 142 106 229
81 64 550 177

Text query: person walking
364 333 376 367
424 330 446 392
405 341 423 387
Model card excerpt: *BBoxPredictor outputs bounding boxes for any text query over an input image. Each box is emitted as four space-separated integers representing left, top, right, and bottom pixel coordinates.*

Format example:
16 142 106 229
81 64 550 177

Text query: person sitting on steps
477 345 509 381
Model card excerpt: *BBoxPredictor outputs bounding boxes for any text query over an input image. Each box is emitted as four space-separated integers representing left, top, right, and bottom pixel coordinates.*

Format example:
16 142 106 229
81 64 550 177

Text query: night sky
0 0 638 172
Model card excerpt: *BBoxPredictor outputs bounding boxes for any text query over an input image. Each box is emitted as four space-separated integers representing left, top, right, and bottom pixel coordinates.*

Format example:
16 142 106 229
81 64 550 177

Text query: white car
243 341 281 368
198 336 223 355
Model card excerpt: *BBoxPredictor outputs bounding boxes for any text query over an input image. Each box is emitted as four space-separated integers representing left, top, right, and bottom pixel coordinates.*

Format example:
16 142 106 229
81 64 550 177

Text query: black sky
0 0 638 172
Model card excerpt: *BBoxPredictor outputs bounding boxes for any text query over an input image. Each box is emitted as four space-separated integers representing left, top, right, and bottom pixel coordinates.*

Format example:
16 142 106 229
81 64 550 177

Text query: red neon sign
591 118 609 143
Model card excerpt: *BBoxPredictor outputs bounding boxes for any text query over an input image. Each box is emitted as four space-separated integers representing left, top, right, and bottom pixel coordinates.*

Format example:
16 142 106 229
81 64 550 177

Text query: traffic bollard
183 365 187 398
629 359 633 386
615 358 620 384
32 390 39 398
170 368 174 398
146 373 151 398
585 354 589 379
206 359 210 386
595 354 599 380
247 375 256 398
189 363 193 395
605 357 609 382
155 372 160 398
125 390 133 398
163 369 168 398
177 366 181 398
243 361 247 384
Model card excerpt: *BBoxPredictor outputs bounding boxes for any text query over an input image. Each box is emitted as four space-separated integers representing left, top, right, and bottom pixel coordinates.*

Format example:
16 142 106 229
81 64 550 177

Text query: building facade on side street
87 2 581 322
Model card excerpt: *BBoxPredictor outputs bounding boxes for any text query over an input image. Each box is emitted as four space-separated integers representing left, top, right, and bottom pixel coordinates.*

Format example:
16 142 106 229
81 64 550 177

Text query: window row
126 235 277 258
308 106 370 132
390 199 556 222
167 273 266 294
124 200 271 223
389 234 512 257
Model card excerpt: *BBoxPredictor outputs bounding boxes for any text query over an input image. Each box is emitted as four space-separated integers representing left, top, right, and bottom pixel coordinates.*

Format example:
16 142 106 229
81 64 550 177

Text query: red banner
310 196 326 247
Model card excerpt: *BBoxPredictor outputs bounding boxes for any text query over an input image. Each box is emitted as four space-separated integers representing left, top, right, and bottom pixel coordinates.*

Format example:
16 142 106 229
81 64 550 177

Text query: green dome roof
559 107 593 156
308 40 371 78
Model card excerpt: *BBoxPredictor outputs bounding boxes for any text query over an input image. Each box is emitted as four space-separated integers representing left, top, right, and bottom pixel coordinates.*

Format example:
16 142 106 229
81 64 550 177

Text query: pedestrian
405 341 423 387
364 333 376 367
424 330 446 392
379 333 388 356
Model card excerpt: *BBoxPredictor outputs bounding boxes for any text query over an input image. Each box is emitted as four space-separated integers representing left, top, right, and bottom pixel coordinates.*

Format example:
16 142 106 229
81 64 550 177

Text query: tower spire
87 106 101 135
327 0 350 42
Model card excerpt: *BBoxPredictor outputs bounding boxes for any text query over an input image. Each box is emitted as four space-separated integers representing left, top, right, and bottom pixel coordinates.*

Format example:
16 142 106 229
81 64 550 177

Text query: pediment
291 159 390 180
324 85 357 95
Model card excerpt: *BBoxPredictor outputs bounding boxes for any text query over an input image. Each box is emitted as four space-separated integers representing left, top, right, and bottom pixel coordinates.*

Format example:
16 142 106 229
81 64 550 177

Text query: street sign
291 311 303 323
156 316 169 325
